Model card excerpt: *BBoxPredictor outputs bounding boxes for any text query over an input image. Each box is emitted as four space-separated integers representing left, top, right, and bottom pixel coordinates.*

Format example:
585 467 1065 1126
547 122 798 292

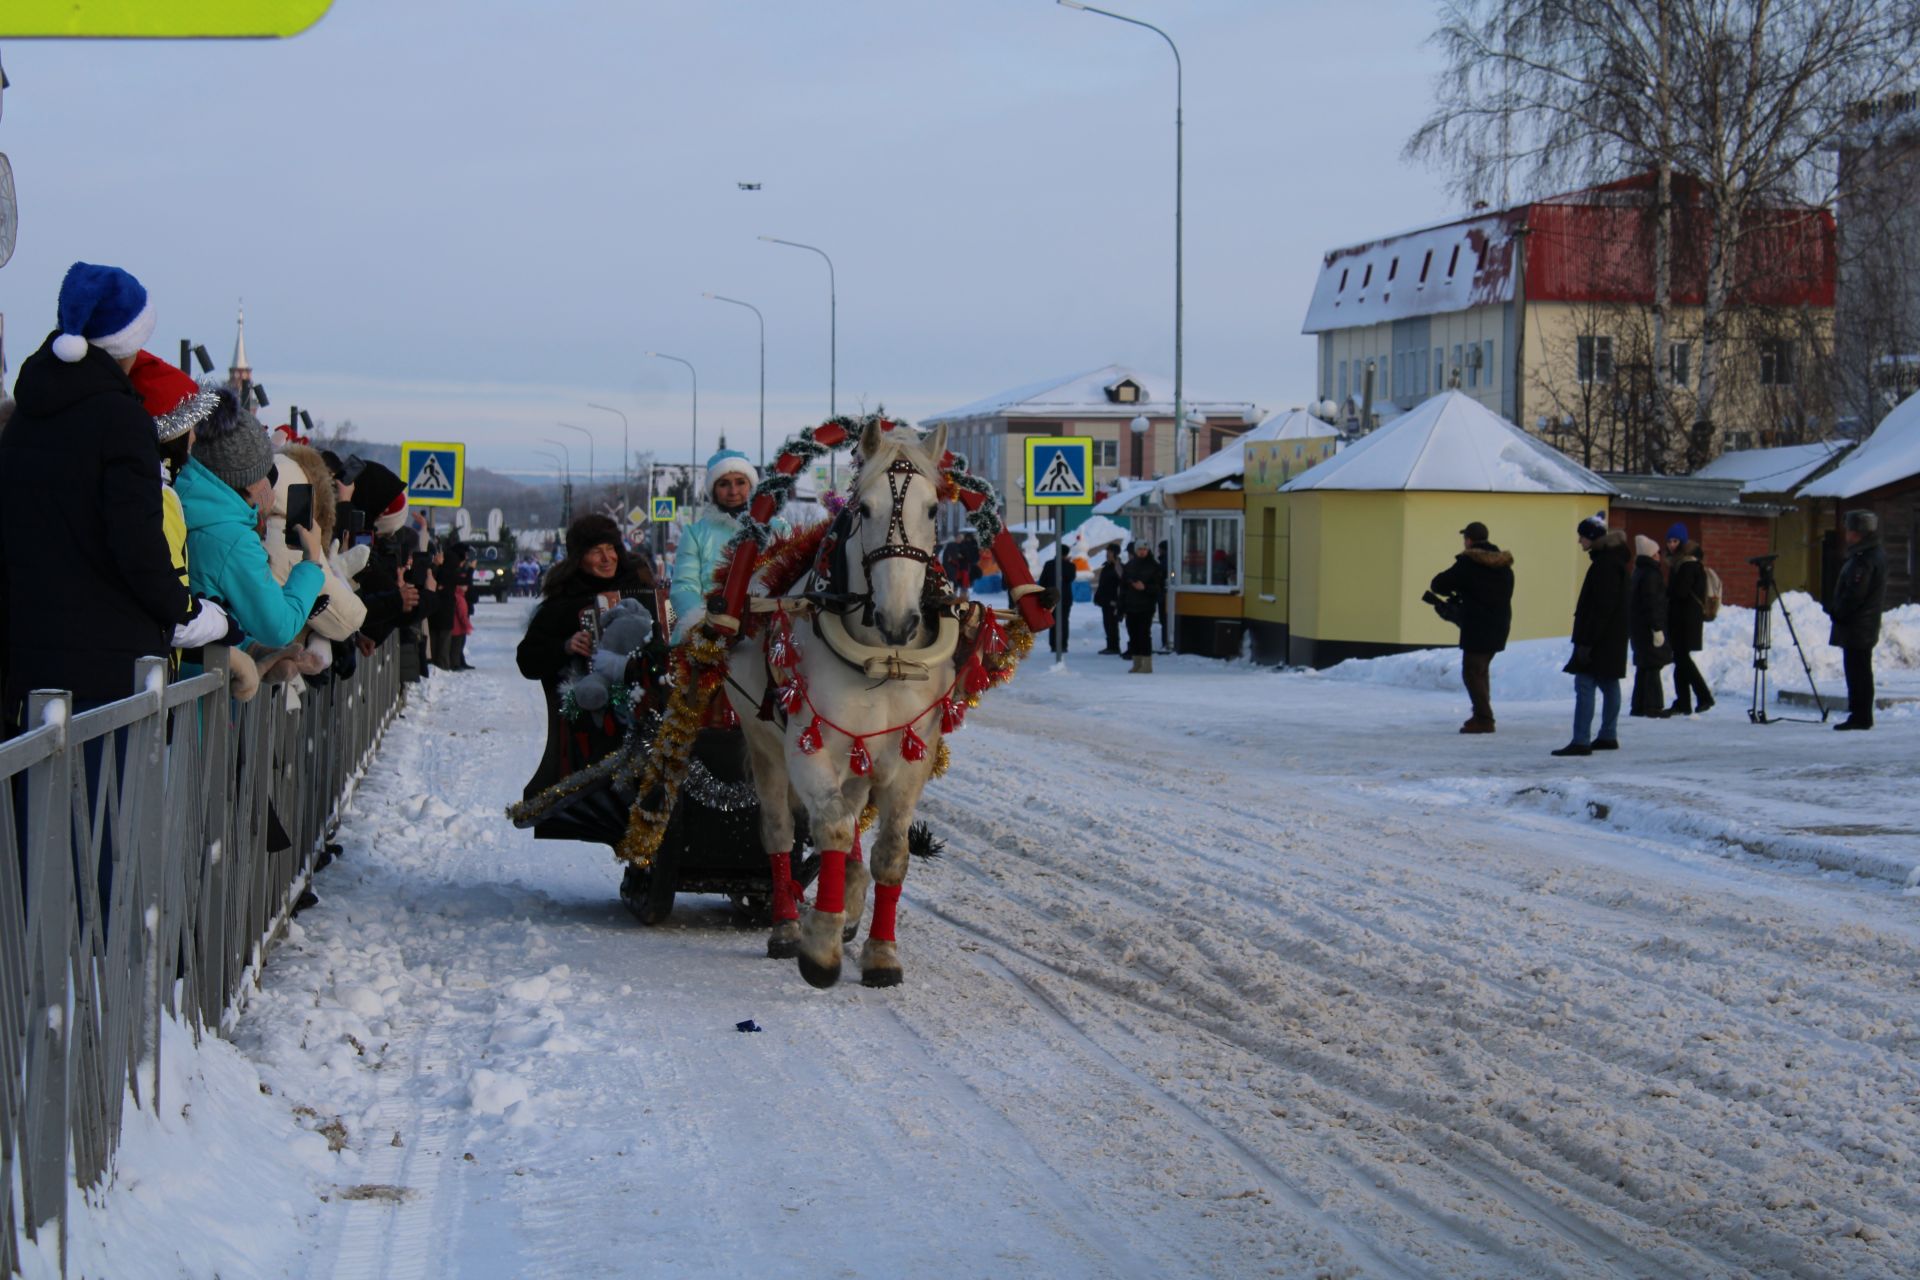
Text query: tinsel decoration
797 716 824 755
848 738 873 777
614 629 729 867
900 725 927 762
859 803 878 832
932 739 951 778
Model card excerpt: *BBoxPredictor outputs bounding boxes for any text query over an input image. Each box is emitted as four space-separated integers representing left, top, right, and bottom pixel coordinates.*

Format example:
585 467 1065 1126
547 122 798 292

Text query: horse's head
849 418 948 647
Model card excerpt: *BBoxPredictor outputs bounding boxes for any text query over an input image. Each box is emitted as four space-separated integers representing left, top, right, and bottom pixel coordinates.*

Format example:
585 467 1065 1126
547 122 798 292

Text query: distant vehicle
463 539 513 603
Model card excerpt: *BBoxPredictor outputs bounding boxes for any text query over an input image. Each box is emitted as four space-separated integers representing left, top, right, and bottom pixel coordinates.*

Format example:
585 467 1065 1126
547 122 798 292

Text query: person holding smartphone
174 390 326 648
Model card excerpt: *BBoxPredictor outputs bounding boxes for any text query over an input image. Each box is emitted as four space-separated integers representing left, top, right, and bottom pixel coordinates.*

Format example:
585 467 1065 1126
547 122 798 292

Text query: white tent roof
1160 410 1331 497
1692 441 1852 494
924 364 1261 425
1280 390 1614 494
1798 390 1920 498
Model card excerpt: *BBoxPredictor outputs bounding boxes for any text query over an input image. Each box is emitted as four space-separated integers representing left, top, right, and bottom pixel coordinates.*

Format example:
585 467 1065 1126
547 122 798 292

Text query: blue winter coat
174 457 326 648
669 506 788 641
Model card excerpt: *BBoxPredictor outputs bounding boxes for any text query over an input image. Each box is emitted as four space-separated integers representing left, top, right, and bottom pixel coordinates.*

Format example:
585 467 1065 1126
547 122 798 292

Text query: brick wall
1608 509 1774 607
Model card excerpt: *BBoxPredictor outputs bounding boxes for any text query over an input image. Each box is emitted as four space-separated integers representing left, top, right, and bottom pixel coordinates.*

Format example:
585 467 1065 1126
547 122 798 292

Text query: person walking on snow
669 447 787 642
1429 520 1514 734
1554 515 1631 757
1663 524 1714 715
1826 509 1886 731
1627 534 1672 719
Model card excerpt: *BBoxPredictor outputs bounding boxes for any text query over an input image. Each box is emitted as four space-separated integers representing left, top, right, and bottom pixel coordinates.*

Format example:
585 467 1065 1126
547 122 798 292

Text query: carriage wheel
620 864 676 926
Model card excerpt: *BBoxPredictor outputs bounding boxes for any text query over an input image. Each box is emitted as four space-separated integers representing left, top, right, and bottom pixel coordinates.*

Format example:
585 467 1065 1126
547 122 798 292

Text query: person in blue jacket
174 390 327 648
669 448 787 641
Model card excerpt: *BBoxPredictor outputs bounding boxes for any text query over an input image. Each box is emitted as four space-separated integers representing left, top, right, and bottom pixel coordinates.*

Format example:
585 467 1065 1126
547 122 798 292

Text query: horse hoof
766 921 799 960
861 967 903 988
797 953 842 989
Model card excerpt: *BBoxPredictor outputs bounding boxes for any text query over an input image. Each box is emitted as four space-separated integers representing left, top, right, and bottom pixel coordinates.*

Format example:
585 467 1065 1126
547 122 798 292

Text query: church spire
228 300 252 392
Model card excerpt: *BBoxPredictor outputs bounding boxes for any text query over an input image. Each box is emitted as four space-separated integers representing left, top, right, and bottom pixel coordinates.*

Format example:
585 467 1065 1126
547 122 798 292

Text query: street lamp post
703 292 766 468
645 351 699 503
758 234 838 489
534 448 571 529
1058 0 1185 471
554 421 595 513
585 401 630 517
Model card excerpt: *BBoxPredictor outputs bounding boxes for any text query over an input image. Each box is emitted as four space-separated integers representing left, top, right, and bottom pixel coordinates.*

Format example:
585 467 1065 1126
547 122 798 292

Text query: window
1338 360 1348 403
1092 439 1119 468
1483 340 1495 388
1577 335 1615 384
1361 263 1373 289
1452 344 1463 388
1388 257 1400 282
1433 348 1444 395
1759 338 1794 386
1447 245 1461 277
1338 267 1349 292
1419 250 1433 283
1669 342 1691 385
1178 513 1242 591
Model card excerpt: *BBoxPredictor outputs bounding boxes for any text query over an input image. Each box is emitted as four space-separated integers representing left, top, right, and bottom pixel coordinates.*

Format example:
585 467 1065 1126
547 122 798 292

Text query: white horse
725 418 952 988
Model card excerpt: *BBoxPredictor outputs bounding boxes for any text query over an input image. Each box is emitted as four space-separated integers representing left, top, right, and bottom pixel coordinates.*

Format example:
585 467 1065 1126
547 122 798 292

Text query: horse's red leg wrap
768 850 797 923
869 883 902 942
813 850 848 914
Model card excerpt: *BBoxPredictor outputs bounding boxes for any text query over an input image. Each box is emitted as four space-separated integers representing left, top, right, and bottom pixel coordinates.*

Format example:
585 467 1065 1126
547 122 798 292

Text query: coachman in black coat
1826 515 1887 730
1628 540 1672 717
1568 529 1631 681
1430 541 1515 655
0 335 189 719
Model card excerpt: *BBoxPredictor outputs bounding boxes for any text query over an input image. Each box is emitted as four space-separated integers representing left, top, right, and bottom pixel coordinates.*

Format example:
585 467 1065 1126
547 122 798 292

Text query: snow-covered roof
1798 390 1920 498
1161 410 1335 496
924 364 1261 425
1091 479 1159 514
1281 390 1614 495
1692 442 1852 495
1302 211 1517 334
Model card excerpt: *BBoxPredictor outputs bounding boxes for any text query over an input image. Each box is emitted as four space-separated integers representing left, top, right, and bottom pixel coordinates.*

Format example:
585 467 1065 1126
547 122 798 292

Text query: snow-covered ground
46 601 1920 1279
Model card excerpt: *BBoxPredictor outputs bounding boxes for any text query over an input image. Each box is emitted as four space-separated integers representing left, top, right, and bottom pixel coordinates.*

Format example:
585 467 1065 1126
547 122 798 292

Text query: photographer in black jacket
1428 521 1515 734
1827 509 1887 731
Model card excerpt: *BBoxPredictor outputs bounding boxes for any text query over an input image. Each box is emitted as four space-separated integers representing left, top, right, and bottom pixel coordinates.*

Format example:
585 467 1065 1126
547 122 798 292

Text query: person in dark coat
1093 546 1123 654
0 264 186 726
1554 517 1631 756
1038 549 1074 654
1429 521 1514 733
1826 509 1887 731
427 540 458 670
1120 540 1165 673
517 515 658 836
344 462 415 650
1627 534 1672 718
1663 523 1714 715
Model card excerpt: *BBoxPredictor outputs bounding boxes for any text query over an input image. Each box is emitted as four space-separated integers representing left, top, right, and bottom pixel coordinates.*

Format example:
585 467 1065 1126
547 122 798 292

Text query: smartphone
284 483 314 549
344 507 367 535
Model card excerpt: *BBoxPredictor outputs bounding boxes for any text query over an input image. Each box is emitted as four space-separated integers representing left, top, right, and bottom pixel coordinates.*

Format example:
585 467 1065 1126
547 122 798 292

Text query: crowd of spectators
1 261 486 740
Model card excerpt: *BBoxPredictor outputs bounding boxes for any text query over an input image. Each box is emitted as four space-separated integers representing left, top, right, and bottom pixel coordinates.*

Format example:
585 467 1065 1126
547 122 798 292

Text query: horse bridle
857 456 936 574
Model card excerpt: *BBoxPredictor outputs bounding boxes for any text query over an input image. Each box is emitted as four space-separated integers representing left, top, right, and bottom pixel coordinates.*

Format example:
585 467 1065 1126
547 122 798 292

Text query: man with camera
1826 509 1886 731
1427 521 1515 733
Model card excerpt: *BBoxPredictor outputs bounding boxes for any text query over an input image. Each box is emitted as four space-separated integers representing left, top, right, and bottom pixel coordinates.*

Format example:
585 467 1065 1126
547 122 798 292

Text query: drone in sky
737 182 762 191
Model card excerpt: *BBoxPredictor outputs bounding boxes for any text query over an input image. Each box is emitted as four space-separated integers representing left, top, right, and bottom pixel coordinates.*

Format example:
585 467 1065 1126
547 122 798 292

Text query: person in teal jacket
175 392 327 648
669 448 788 641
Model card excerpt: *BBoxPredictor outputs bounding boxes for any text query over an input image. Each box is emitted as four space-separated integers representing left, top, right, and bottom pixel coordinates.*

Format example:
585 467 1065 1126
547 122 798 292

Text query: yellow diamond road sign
3 1 333 37
1024 437 1093 507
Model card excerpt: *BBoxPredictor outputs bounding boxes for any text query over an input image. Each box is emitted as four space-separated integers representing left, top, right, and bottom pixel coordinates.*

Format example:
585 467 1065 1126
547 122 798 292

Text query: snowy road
83 603 1920 1279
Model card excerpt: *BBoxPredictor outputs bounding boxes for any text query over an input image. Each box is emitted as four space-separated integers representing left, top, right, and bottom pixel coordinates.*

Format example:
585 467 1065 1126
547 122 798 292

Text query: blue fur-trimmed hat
52 262 157 363
704 447 757 496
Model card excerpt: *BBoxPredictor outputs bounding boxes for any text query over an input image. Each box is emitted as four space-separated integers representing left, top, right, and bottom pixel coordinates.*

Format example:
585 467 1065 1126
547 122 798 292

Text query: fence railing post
20 689 74 1274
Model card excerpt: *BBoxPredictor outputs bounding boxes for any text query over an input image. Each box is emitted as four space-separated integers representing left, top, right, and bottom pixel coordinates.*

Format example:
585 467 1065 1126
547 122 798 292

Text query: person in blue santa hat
669 446 788 641
0 262 188 727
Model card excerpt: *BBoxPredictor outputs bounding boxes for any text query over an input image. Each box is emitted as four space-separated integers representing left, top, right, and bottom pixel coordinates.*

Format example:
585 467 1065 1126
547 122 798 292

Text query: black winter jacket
1039 555 1074 614
1569 530 1631 680
1093 561 1120 607
1826 534 1886 650
1666 547 1707 654
1629 555 1671 666
0 335 190 709
1430 542 1515 654
1119 552 1165 616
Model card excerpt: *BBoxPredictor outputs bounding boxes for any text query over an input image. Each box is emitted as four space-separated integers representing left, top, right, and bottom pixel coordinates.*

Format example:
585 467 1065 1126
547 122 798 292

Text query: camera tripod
1748 555 1829 724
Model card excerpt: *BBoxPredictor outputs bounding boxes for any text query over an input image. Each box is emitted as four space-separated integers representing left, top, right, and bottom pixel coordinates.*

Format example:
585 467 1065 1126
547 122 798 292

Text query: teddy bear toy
568 597 655 716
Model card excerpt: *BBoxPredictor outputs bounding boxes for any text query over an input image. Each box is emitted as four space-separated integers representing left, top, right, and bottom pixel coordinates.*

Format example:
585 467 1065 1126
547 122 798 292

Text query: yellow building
1263 391 1614 667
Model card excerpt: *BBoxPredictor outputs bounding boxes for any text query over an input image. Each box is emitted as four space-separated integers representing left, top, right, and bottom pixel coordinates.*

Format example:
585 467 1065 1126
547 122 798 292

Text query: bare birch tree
1408 0 1920 463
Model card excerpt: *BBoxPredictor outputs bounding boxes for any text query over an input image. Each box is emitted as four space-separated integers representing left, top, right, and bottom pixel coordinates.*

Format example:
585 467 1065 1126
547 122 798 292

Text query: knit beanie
1634 534 1660 559
52 262 156 363
348 461 410 535
1576 513 1608 542
1666 522 1690 544
566 513 623 561
191 391 275 493
704 447 757 499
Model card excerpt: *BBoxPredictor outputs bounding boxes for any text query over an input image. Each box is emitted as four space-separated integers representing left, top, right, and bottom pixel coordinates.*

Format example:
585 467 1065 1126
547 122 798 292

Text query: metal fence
1 639 403 1276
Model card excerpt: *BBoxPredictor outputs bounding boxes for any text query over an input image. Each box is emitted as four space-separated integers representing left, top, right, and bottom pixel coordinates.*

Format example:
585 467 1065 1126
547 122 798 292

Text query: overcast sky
1 0 1459 480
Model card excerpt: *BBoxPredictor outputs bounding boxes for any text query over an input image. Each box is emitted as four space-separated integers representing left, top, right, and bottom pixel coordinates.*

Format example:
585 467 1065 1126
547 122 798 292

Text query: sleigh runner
509 414 1053 987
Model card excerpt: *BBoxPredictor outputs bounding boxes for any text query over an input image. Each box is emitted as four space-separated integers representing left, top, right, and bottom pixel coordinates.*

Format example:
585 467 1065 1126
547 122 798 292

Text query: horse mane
856 423 942 479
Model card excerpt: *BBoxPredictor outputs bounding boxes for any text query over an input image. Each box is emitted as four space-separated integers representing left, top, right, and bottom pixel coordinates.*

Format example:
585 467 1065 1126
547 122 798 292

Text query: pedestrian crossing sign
400 441 465 508
651 496 678 522
1024 437 1093 506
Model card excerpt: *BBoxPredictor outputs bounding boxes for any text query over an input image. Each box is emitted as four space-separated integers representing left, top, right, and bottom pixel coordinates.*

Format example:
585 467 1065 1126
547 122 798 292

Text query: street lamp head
755 235 777 243
1129 413 1150 435
701 291 716 299
1058 0 1091 8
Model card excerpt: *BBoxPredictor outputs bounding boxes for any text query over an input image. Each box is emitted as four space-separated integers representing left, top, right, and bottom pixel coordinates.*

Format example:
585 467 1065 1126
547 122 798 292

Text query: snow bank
1315 592 1920 703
